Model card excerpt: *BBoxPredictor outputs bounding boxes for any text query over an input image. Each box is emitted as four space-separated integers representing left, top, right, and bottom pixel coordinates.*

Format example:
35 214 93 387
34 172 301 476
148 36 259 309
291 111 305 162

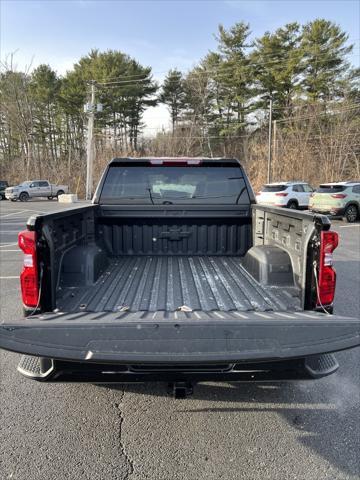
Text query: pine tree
159 69 186 132
215 22 254 131
251 23 302 117
62 50 158 150
30 65 61 169
300 19 353 101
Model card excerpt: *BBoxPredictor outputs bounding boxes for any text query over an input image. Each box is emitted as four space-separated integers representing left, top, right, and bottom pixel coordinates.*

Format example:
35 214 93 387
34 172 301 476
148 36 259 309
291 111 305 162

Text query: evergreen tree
30 65 61 167
62 50 158 150
300 19 353 101
159 69 186 132
251 23 302 117
214 22 254 132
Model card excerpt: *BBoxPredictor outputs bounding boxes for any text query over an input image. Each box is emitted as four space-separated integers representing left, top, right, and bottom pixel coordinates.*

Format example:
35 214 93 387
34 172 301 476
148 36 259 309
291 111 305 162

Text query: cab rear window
100 162 250 205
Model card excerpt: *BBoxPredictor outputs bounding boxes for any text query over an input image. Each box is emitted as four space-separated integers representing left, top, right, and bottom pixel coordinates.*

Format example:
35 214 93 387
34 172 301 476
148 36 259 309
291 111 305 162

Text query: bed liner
57 255 300 313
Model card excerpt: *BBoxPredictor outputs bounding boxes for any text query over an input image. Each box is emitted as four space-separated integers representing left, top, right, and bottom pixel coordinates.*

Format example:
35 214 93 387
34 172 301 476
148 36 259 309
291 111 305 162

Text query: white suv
256 182 314 209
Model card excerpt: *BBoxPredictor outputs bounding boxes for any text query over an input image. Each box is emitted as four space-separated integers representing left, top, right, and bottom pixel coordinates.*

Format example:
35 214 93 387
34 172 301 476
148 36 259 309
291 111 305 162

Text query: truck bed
3 159 359 379
57 256 300 313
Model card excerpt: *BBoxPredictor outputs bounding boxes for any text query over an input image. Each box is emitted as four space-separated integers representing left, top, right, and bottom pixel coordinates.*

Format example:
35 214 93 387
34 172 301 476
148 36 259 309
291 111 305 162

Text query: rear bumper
256 200 286 207
18 354 340 383
310 207 345 216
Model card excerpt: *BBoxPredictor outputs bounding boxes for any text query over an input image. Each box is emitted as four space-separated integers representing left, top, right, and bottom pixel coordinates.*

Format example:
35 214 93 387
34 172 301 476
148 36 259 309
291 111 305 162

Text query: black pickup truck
0 158 359 397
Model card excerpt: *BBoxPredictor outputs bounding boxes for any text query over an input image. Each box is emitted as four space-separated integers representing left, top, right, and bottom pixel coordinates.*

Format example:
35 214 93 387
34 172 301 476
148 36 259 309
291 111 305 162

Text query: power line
91 103 359 130
91 105 360 135
96 63 360 89
96 50 360 86
95 44 360 83
274 104 360 123
113 102 360 120
93 129 360 144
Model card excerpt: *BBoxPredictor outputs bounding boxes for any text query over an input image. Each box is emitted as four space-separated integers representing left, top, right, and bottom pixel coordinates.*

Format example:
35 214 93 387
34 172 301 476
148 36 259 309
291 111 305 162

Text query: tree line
0 18 359 192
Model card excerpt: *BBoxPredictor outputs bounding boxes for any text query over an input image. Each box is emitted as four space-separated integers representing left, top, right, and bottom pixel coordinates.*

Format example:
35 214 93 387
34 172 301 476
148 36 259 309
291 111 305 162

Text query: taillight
331 193 347 199
18 230 39 307
317 230 338 306
275 192 288 197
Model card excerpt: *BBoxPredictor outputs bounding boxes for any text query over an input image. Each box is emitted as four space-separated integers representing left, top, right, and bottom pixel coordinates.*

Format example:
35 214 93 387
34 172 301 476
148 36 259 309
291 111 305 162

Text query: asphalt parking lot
0 199 359 480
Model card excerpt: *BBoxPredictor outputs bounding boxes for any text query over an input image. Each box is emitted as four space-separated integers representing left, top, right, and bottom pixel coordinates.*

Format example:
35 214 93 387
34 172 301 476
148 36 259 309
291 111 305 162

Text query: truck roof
18 180 49 183
109 157 241 164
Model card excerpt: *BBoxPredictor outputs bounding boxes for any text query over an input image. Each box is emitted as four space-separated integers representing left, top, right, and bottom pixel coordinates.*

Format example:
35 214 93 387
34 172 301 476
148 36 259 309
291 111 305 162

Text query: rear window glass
262 184 287 192
100 163 250 205
316 185 346 193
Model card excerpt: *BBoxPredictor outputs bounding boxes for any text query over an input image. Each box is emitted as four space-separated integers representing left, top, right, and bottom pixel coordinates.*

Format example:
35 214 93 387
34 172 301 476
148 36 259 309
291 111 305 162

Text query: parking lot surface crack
115 393 135 479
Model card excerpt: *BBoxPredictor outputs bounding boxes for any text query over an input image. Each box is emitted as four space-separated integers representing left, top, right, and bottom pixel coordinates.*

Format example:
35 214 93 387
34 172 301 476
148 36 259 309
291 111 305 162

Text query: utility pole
85 81 96 200
273 119 277 173
267 96 273 183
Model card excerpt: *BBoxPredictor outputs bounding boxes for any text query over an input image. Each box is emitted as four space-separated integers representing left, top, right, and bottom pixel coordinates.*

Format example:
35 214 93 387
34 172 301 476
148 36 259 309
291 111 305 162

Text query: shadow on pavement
99 363 360 477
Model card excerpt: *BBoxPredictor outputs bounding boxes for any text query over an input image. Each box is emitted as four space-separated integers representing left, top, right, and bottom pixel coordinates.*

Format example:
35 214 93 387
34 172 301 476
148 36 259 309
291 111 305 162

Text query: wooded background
1 19 359 194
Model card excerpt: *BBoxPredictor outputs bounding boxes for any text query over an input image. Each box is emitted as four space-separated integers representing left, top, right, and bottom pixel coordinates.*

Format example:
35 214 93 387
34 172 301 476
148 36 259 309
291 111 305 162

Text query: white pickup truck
5 180 69 202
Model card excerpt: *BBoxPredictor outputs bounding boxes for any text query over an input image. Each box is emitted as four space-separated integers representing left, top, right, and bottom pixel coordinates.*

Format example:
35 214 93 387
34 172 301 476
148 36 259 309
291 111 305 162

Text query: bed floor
57 256 301 313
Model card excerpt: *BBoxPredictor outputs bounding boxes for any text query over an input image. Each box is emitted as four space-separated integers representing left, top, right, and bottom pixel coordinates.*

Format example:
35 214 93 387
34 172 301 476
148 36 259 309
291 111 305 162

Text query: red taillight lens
331 193 347 199
18 230 39 307
275 192 288 197
317 230 338 306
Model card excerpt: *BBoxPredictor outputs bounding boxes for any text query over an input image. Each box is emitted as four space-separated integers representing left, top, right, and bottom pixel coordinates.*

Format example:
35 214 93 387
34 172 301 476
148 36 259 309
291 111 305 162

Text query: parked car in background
309 181 360 223
256 181 314 209
0 180 9 200
5 180 69 202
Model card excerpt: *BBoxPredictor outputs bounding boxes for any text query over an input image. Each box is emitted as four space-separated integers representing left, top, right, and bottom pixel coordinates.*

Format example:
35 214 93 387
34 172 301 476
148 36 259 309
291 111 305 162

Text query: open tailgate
0 311 359 363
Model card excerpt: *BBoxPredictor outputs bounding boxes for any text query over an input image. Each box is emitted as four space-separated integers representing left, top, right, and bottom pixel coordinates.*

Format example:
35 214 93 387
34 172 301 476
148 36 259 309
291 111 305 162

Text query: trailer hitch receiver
168 382 194 399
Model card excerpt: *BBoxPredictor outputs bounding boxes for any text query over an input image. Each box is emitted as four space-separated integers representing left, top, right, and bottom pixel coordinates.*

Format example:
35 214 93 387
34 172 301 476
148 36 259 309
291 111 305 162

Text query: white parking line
0 242 18 248
0 209 47 220
0 210 29 218
0 222 27 225
0 250 20 252
0 276 19 279
338 224 360 228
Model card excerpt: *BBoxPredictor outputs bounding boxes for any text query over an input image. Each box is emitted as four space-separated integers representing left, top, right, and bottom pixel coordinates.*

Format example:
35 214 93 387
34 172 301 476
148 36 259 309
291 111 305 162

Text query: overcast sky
1 0 359 132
